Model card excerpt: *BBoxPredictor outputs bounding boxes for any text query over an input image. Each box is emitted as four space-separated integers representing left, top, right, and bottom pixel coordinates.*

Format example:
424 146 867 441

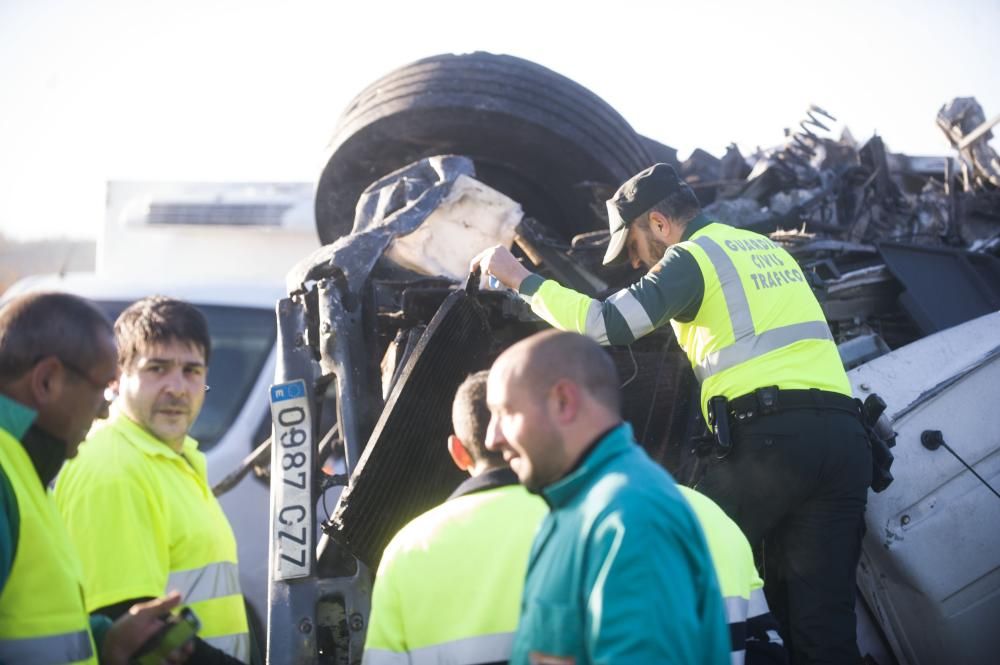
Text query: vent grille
145 203 292 226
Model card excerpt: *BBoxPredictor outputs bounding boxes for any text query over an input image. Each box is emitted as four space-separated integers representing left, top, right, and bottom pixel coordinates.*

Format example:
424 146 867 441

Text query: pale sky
1 0 998 241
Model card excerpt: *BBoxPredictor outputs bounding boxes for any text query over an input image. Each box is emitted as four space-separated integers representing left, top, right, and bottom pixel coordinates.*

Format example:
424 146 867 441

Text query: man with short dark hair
473 163 872 664
363 370 547 665
485 330 729 665
0 292 191 665
56 296 251 664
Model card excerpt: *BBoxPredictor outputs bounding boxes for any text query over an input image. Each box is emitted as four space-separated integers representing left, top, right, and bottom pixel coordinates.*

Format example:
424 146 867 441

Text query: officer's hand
101 592 194 665
469 245 532 290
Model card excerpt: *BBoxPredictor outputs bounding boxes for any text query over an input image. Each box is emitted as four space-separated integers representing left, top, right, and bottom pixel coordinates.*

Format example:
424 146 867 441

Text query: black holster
857 394 896 493
707 396 733 459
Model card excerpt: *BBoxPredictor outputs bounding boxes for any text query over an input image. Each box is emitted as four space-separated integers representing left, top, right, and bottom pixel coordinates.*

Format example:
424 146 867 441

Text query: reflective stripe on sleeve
724 595 750 623
362 648 411 665
606 290 654 340
725 595 749 658
747 587 770 619
731 649 746 665
363 631 514 665
166 561 242 603
584 300 609 345
691 236 833 381
0 629 93 665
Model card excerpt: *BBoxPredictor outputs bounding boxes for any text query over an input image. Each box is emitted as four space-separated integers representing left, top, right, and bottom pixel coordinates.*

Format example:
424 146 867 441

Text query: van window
96 301 276 451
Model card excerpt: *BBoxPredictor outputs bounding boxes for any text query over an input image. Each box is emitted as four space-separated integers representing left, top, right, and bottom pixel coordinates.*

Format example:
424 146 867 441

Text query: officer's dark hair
452 370 506 468
0 292 113 382
640 186 702 229
115 296 211 369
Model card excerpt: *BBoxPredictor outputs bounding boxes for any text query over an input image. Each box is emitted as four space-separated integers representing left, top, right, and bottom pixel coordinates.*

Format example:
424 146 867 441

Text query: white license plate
269 380 313 580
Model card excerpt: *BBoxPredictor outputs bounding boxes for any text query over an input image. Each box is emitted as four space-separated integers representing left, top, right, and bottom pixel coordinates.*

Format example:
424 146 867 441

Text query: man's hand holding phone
101 592 197 665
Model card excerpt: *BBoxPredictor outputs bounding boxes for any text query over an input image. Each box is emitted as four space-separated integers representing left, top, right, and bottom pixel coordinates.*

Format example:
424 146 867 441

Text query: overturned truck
262 53 1000 665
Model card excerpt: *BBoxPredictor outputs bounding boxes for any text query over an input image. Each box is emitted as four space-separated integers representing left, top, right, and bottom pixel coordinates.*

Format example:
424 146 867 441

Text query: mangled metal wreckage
261 53 1000 665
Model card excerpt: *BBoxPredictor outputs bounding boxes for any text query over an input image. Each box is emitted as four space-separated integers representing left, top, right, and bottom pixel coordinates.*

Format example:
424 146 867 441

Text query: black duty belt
726 387 860 425
703 387 895 493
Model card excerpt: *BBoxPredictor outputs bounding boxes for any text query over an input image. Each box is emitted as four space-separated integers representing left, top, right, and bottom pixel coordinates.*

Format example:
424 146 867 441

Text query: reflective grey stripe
607 290 654 339
203 632 250 661
363 648 410 665
696 321 834 382
725 595 752 665
747 587 770 619
584 299 609 344
166 561 242 604
691 236 833 381
0 630 93 665
364 632 514 665
694 236 755 340
724 595 749 623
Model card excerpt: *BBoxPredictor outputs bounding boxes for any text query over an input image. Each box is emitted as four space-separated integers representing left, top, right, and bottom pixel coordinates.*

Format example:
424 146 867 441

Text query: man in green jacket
485 330 729 665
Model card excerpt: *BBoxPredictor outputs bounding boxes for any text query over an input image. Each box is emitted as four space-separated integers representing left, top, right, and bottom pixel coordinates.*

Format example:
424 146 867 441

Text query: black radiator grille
330 291 493 568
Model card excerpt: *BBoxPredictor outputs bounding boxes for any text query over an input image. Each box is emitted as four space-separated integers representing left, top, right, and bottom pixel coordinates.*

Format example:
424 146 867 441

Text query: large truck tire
315 52 656 244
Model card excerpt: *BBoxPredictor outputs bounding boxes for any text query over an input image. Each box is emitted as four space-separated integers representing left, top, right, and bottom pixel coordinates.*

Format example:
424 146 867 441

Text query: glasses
59 358 109 392
58 358 115 415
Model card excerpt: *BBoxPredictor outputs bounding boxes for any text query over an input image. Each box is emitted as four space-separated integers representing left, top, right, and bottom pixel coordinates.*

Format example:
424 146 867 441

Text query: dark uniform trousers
697 407 872 665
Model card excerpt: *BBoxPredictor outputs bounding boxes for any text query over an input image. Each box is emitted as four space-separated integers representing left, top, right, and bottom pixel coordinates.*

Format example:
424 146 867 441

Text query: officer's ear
648 211 669 237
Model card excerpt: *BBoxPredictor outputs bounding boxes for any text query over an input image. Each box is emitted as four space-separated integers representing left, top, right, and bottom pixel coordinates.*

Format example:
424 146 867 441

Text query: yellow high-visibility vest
364 484 547 665
672 222 851 420
679 486 777 664
55 415 249 660
0 428 98 665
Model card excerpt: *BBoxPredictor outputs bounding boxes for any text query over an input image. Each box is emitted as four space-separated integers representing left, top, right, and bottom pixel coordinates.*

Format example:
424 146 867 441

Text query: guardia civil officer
472 163 872 665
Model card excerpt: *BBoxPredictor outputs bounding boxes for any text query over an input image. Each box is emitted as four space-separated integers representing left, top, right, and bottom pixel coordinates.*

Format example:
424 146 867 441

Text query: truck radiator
328 291 492 568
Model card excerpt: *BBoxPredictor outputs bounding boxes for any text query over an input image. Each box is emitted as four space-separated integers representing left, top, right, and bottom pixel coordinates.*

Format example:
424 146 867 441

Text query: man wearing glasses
56 296 252 664
0 291 192 665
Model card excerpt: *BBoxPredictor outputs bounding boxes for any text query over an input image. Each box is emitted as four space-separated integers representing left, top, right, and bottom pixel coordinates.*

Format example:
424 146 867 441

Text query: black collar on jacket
448 466 519 500
22 424 67 488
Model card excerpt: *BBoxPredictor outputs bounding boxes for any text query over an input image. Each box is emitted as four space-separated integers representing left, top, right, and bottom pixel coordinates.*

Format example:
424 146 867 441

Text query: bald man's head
484 331 622 490
498 331 622 415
